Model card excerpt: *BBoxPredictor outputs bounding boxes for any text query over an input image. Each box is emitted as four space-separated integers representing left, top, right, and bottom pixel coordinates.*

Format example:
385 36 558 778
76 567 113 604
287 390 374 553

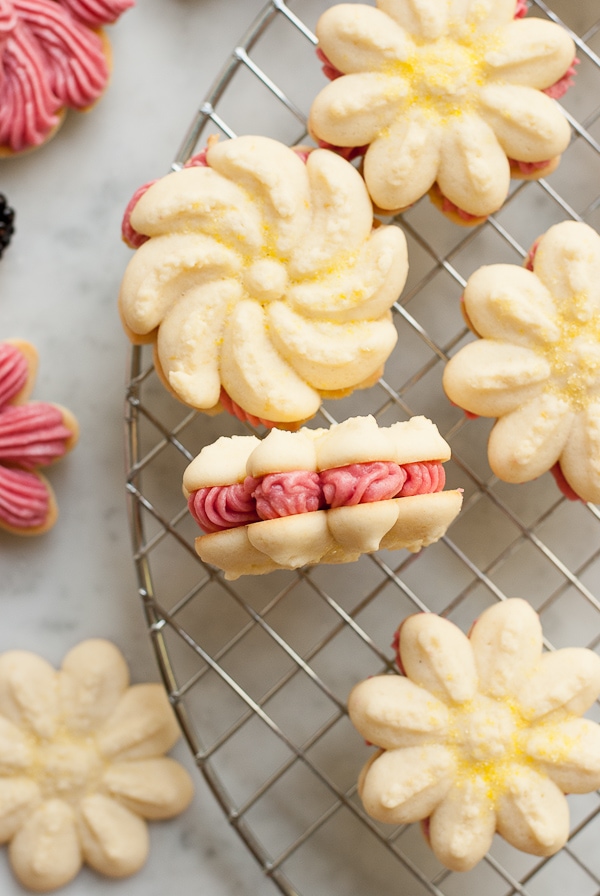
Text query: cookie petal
0 778 41 843
469 599 543 698
398 612 478 704
9 799 82 892
288 224 408 322
78 793 149 878
363 110 442 211
310 71 410 149
443 339 550 418
316 4 413 72
289 148 377 277
96 683 181 761
358 744 456 824
484 19 575 91
103 757 194 820
533 221 600 309
0 651 59 739
517 648 600 721
0 341 36 408
267 302 397 392
496 767 569 856
437 114 510 217
119 231 241 337
348 674 450 749
429 776 496 871
558 401 600 504
463 264 560 346
129 165 263 251
220 300 321 423
378 0 448 40
59 639 130 736
524 717 600 794
206 135 311 257
156 279 242 409
0 466 54 534
478 83 571 162
487 391 574 483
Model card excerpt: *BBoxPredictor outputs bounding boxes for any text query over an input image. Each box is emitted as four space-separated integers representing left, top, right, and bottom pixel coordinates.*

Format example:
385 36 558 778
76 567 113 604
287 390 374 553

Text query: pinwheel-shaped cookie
349 599 600 871
443 221 600 503
119 135 408 428
184 415 462 578
0 340 78 535
0 639 194 891
0 0 134 155
308 0 575 222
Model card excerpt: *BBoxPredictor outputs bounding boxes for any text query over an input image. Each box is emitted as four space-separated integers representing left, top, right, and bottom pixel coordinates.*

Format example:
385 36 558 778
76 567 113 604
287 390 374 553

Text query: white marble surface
0 1 282 893
3 2 600 895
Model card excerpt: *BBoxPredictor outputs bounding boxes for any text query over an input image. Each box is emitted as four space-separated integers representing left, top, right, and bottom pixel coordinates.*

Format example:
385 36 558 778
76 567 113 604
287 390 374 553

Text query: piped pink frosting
0 403 73 468
58 0 134 27
0 0 132 152
188 461 446 534
0 340 77 532
0 465 49 529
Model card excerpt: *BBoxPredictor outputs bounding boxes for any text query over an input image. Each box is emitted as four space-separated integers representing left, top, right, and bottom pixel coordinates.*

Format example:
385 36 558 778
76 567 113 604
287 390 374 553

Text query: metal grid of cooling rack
123 2 600 894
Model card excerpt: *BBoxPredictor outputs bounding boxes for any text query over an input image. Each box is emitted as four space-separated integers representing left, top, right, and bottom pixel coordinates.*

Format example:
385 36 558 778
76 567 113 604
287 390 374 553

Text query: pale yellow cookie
349 599 600 871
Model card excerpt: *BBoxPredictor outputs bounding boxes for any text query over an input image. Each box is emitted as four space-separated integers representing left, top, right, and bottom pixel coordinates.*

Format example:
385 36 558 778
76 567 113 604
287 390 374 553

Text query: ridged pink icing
0 0 131 152
0 465 49 529
253 471 324 520
189 461 446 533
57 0 134 27
399 461 445 495
188 479 259 534
0 342 28 407
0 402 73 468
321 461 407 508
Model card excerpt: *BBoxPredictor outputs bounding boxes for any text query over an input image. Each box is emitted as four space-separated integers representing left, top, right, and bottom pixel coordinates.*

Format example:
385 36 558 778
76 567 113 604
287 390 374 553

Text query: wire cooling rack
124 2 600 894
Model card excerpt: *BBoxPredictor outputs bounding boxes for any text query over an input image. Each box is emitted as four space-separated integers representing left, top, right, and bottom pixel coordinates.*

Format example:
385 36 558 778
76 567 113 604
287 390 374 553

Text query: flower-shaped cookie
0 340 78 535
119 134 408 428
348 599 600 871
0 0 134 155
0 639 194 891
443 221 600 503
308 0 575 221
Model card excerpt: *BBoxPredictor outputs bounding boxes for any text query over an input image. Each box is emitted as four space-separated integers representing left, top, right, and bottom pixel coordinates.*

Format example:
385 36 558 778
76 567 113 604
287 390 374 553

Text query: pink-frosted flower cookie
0 0 134 155
349 599 600 871
0 339 78 535
0 639 194 891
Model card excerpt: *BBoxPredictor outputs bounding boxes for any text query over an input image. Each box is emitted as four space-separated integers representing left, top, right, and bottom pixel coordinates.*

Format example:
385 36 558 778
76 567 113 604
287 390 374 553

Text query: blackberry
0 194 15 258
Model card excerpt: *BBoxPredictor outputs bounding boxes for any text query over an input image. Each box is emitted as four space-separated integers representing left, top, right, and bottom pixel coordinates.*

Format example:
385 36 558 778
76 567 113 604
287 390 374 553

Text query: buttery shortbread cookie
443 220 600 503
119 135 408 429
308 0 575 223
184 414 462 578
0 639 194 892
349 598 600 871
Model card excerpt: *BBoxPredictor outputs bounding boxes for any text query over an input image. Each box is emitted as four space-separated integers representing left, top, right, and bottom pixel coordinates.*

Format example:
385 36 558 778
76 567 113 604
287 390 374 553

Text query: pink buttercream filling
0 464 49 528
189 460 446 533
550 462 582 502
0 0 131 152
0 402 73 468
